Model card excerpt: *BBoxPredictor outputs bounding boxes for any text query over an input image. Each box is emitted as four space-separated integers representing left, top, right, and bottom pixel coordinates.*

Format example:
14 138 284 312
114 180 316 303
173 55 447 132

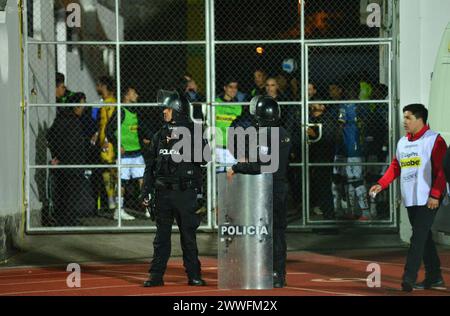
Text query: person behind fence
250 68 268 97
275 73 293 101
46 93 96 226
370 103 447 292
333 81 370 221
215 78 242 166
226 95 291 288
266 76 301 213
328 82 344 101
107 86 152 221
308 83 335 220
281 58 300 101
55 72 75 104
96 76 118 212
329 81 347 216
180 73 205 121
141 89 210 287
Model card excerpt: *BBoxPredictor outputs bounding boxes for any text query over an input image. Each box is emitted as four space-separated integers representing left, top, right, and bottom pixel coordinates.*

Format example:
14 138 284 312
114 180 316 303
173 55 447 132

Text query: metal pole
205 0 212 229
392 0 399 227
209 0 217 229
29 164 144 169
27 38 393 45
115 0 121 228
301 0 306 227
304 38 393 44
389 40 396 225
22 0 31 232
27 40 207 45
304 41 392 47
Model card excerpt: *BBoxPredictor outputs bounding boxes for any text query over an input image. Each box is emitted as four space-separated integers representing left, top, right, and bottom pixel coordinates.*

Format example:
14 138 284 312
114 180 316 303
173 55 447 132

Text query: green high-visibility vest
360 81 373 100
215 97 242 148
57 90 75 103
118 108 141 152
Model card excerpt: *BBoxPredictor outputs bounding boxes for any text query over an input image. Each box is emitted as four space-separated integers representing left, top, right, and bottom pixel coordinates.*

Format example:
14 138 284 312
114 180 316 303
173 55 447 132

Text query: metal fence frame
23 0 399 233
302 41 397 228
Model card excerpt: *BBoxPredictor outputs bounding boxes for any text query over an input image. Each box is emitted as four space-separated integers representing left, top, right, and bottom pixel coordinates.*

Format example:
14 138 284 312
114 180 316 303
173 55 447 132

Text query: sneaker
358 215 371 221
144 209 151 218
108 198 116 210
114 209 135 220
414 278 446 290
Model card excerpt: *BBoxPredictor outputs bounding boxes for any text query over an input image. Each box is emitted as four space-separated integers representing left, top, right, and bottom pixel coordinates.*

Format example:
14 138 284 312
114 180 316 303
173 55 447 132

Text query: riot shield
217 172 273 289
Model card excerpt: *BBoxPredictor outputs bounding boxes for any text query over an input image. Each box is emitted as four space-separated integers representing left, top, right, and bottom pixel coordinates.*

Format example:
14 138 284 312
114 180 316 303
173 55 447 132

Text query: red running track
1 249 449 296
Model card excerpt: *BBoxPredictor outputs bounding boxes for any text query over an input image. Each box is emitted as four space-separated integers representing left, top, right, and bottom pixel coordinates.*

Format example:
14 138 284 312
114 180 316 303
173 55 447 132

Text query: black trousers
403 205 442 283
51 169 95 226
310 167 334 219
273 182 289 277
149 188 202 279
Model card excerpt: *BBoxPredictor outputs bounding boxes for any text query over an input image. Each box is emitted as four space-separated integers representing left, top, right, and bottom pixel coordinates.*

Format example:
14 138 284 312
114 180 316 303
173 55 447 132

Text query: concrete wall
27 0 56 227
0 0 23 261
398 0 450 244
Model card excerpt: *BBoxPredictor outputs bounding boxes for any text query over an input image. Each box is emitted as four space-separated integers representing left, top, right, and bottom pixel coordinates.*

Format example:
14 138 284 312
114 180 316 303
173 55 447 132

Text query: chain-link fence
23 0 397 232
304 42 393 224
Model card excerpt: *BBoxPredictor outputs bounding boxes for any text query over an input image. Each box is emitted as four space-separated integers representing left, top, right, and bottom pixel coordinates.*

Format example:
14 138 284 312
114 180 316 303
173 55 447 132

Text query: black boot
273 272 286 288
143 275 164 287
188 277 207 286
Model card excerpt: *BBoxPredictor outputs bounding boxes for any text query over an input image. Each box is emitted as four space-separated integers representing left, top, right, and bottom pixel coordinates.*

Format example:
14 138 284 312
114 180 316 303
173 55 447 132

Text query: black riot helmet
249 95 281 127
157 89 190 122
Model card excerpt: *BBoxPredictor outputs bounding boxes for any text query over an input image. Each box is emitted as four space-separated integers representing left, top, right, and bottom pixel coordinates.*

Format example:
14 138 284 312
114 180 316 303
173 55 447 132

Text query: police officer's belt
155 178 196 191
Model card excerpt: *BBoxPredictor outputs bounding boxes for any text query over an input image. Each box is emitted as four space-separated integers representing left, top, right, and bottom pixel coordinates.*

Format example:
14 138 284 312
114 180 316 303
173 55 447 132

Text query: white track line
0 271 69 279
0 283 141 296
0 262 150 271
0 269 215 288
297 252 450 271
0 276 121 286
0 264 218 278
0 269 142 279
285 286 365 296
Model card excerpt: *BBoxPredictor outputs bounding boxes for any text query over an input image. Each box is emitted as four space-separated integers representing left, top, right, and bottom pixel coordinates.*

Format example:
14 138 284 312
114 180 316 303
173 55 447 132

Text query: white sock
115 197 124 209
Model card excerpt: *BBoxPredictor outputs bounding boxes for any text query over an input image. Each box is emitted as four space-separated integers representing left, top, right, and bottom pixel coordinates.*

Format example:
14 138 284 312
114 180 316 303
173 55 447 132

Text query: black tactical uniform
142 90 209 287
229 95 292 288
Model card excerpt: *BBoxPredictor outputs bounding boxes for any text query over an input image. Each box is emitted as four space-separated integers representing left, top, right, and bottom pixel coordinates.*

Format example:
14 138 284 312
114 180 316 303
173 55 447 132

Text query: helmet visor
249 95 260 116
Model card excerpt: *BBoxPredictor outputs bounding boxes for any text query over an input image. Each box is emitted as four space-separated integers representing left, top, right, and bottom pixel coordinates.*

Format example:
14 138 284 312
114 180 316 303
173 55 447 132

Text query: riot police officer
227 95 292 288
142 90 209 287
